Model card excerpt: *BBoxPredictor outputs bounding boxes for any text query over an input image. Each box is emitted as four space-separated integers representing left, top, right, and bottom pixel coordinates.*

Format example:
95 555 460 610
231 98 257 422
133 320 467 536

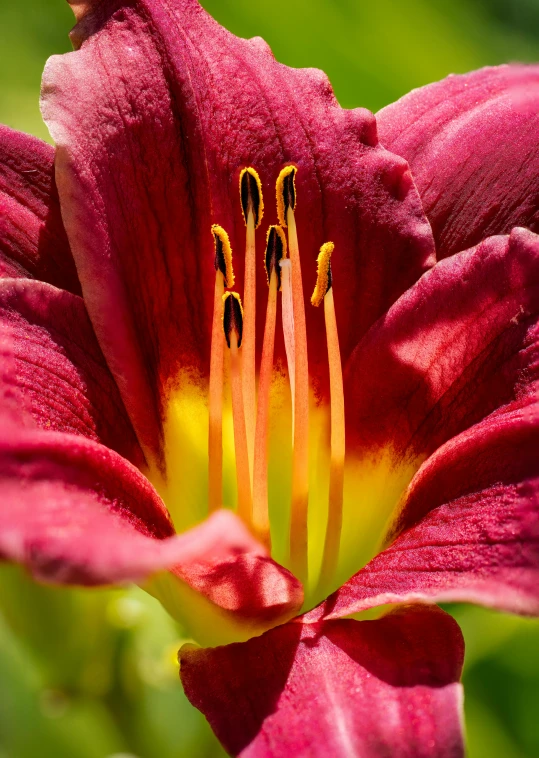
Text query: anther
239 167 264 228
212 224 234 287
276 165 297 227
311 242 334 307
223 292 252 524
222 291 244 348
264 225 287 289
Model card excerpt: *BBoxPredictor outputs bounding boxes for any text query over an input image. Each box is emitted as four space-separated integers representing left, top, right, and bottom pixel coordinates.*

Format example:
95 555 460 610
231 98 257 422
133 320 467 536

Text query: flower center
208 166 345 599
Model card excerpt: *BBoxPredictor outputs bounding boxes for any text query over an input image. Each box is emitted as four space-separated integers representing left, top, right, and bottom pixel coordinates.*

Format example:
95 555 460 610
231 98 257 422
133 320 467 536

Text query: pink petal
377 65 539 258
313 401 539 621
0 277 144 467
0 422 302 629
345 227 539 464
0 126 80 292
180 605 464 757
41 0 434 464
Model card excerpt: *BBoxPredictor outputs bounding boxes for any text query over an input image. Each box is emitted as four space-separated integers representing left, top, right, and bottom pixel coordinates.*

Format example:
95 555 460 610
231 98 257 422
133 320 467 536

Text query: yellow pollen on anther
239 167 264 228
211 224 234 288
276 165 297 227
311 241 334 307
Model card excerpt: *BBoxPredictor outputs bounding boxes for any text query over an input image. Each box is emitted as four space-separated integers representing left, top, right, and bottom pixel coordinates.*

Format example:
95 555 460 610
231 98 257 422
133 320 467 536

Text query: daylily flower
1 0 538 755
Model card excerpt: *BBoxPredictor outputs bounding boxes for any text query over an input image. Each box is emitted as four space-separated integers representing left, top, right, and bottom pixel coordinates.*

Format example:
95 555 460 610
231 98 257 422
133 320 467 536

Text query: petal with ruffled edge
377 65 539 258
180 605 464 758
313 401 539 621
0 126 80 293
335 228 539 585
0 422 302 644
41 0 434 487
0 276 144 466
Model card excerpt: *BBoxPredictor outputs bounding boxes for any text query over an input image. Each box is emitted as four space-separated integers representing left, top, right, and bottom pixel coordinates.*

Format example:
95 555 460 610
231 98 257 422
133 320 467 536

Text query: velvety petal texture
0 423 178 585
180 606 464 758
41 0 434 466
336 227 539 586
0 419 302 632
0 277 144 466
345 227 539 464
377 65 539 258
314 401 539 621
0 126 80 292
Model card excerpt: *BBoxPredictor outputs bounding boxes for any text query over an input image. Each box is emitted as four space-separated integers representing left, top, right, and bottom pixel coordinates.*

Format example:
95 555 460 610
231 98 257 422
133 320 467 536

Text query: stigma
207 165 345 596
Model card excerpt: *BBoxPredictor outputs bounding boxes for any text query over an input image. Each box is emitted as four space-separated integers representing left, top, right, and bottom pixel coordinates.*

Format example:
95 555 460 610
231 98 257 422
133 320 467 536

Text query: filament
319 287 345 592
242 209 257 484
252 268 278 544
287 205 310 585
280 258 295 423
230 332 253 524
208 269 225 512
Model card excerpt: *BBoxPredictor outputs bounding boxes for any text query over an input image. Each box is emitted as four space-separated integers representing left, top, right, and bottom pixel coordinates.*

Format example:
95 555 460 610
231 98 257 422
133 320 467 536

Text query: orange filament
252 268 277 543
285 201 310 584
312 243 345 592
242 209 257 484
280 258 295 423
253 226 287 544
208 269 225 512
239 168 263 486
223 292 253 525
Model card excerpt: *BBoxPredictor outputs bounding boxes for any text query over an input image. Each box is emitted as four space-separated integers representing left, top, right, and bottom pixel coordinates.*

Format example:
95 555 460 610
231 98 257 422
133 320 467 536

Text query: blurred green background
1 1 538 757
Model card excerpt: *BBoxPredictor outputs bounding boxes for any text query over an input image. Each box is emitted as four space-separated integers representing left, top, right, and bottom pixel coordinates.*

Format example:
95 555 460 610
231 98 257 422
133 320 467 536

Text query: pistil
253 226 287 544
223 291 253 525
208 225 234 512
277 166 310 584
239 168 264 485
312 243 345 593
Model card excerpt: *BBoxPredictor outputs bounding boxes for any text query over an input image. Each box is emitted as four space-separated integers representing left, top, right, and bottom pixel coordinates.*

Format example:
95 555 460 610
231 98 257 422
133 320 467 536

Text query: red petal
0 424 174 584
41 0 434 463
315 402 539 621
0 422 302 632
345 228 539 463
377 65 539 258
0 277 144 467
0 126 80 293
180 605 464 758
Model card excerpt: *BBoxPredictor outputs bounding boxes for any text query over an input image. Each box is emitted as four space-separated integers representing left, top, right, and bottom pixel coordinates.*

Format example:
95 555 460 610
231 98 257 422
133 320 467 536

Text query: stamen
253 226 287 543
223 292 252 524
211 224 234 287
277 166 309 583
311 241 333 307
312 243 345 593
239 168 264 486
239 167 264 228
276 165 296 227
208 225 235 511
